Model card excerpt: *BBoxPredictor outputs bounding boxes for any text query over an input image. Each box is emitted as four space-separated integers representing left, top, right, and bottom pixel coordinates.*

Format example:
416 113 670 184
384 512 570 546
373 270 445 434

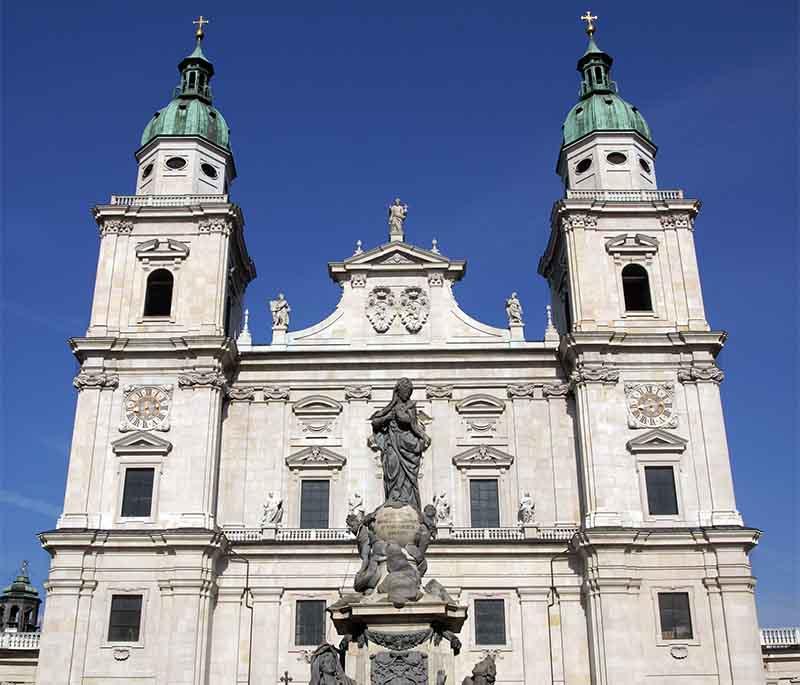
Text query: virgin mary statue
370 378 431 510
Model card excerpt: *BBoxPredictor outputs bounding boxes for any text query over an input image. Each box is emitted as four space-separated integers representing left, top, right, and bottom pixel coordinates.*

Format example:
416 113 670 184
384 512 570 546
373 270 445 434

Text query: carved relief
285 446 346 471
542 382 571 398
198 217 232 235
677 366 724 385
426 384 453 400
344 385 372 401
456 394 507 442
292 395 343 437
399 287 430 333
135 238 190 266
659 213 694 230
98 219 133 237
605 233 659 264
365 287 397 333
73 372 119 391
561 213 597 231
427 272 444 287
507 383 536 399
570 366 619 386
625 382 677 429
226 386 258 402
264 386 290 401
452 445 514 471
370 651 427 685
350 273 367 288
380 252 415 265
119 385 173 432
178 371 227 390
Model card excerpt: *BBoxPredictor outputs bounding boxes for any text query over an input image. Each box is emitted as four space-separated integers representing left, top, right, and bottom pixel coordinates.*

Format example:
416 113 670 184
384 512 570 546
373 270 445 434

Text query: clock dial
124 386 170 430
627 383 675 428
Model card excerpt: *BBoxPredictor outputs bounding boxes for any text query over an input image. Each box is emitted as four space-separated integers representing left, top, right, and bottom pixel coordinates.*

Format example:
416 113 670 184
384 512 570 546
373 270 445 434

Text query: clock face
124 386 170 430
627 383 675 428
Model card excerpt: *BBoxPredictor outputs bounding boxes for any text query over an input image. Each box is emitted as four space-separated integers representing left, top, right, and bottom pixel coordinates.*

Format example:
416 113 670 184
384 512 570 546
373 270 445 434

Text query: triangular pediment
112 431 172 456
135 238 190 261
605 233 659 257
452 445 514 470
626 429 687 454
285 446 347 471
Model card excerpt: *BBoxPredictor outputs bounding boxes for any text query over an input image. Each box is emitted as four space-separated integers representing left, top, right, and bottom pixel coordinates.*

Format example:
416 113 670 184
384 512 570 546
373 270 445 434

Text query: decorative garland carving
226 386 258 402
98 219 134 237
542 382 571 398
561 214 598 231
365 628 433 650
569 366 619 386
659 213 694 230
177 371 228 390
425 385 453 400
507 383 537 399
198 217 232 235
344 385 372 401
677 366 724 385
73 372 119 391
264 385 290 401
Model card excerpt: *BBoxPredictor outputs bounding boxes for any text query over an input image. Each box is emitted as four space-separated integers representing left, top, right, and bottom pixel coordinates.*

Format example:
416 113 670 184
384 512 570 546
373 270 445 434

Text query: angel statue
505 292 523 325
370 378 431 510
270 292 290 328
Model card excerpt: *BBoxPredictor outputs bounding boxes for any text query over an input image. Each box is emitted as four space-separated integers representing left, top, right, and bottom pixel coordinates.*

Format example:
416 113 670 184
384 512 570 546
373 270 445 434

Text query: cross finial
279 671 293 685
20 560 29 577
193 15 210 40
580 10 598 36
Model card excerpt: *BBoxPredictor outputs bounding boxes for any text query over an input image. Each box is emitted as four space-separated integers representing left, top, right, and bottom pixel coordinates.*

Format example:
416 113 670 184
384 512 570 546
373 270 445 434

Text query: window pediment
452 445 514 472
112 431 172 457
605 233 658 264
285 446 346 472
135 238 190 266
627 428 687 455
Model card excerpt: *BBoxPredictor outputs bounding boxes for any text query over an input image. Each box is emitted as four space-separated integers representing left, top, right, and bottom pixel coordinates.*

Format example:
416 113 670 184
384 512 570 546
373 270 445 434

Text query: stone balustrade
109 194 229 207
0 631 40 650
761 627 800 649
565 189 684 202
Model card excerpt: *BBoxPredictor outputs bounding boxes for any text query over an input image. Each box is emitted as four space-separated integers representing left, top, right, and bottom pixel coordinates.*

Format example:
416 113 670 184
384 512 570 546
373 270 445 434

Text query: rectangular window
658 592 693 640
300 480 330 529
645 466 679 516
295 599 326 646
108 594 143 642
474 598 506 645
470 479 500 528
121 468 155 518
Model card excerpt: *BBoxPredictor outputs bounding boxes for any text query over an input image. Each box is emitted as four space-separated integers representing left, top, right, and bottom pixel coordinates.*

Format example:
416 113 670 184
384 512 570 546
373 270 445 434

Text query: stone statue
261 491 283 526
376 542 423 606
433 491 451 524
270 292 291 328
505 292 523 325
370 378 430 510
462 655 497 685
388 198 408 240
518 492 535 525
348 492 365 518
346 512 382 594
309 643 356 685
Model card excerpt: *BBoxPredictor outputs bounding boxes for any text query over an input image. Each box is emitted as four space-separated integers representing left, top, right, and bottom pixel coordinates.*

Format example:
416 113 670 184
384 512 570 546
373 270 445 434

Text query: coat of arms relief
365 286 430 333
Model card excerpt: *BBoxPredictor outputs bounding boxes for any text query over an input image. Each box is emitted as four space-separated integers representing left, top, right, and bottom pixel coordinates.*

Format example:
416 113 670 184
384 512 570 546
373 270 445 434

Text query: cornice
69 335 237 366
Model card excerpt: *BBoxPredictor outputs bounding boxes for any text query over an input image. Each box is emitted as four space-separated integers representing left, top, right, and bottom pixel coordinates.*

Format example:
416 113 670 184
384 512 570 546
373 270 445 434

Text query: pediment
135 238 190 262
452 445 514 470
626 429 687 454
112 431 172 456
292 395 343 416
328 241 465 284
605 233 658 261
285 446 347 471
455 394 506 415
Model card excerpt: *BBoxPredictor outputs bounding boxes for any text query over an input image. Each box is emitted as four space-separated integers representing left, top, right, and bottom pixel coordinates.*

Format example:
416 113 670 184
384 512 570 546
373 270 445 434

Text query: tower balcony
109 193 228 207
565 189 684 202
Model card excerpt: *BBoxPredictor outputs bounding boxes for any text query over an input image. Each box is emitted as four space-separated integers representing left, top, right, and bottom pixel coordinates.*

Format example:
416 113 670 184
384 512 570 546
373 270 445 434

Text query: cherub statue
261 491 283 526
434 491 451 524
270 292 290 328
518 492 535 525
505 292 523 325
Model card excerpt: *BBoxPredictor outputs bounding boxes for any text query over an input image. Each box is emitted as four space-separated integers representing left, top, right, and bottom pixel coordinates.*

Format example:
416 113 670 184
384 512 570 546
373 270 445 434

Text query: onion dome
0 561 41 632
561 29 652 148
141 21 231 150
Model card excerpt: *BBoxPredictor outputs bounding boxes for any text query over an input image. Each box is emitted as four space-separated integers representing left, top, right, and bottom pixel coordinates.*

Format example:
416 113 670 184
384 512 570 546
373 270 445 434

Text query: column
518 588 553 685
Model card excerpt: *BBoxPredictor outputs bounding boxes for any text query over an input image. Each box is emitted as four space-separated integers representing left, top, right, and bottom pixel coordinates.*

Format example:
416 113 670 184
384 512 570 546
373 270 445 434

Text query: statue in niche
433 491 451 524
388 198 408 238
270 292 291 328
370 378 430 510
261 491 283 526
505 292 523 325
348 492 365 518
309 644 356 685
462 655 497 685
518 492 535 525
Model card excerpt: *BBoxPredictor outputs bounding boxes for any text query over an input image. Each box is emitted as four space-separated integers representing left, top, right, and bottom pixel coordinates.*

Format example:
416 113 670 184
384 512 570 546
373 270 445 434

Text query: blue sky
1 2 797 626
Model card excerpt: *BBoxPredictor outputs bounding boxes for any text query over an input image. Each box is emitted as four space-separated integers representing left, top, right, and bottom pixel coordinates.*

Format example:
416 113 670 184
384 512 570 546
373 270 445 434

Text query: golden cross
580 10 598 36
193 15 210 40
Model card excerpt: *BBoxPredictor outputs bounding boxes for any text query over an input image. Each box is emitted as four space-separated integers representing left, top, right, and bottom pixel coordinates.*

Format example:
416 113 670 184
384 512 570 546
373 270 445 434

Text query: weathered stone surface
373 504 420 547
371 650 427 685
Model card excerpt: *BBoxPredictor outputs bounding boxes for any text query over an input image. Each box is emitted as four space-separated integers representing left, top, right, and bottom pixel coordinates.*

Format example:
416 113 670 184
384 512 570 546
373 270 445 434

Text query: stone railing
761 627 800 649
109 194 229 207
223 526 578 543
565 189 684 202
0 631 40 650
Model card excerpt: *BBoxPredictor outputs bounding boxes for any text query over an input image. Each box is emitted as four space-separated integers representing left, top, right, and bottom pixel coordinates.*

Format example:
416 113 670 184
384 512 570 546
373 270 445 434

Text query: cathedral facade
34 19 766 685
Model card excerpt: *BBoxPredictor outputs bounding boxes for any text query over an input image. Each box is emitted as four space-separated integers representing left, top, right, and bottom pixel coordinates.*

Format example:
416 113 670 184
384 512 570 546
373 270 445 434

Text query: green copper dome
140 37 231 150
561 34 652 148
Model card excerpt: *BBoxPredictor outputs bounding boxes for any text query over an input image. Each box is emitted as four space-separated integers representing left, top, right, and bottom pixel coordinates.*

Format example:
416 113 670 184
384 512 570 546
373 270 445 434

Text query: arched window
0 605 5 626
143 269 174 317
9 606 19 625
23 609 33 630
622 264 653 312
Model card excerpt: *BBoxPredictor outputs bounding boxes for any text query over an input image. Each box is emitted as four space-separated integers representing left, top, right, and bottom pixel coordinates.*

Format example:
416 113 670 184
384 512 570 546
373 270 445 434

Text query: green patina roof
561 34 652 148
140 37 230 150
1 564 38 601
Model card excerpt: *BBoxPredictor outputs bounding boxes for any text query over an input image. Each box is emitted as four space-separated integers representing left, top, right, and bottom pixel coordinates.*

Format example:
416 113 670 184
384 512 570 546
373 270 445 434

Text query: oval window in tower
142 163 154 179
575 158 592 174
201 163 218 179
165 156 187 170
639 158 652 173
606 152 627 165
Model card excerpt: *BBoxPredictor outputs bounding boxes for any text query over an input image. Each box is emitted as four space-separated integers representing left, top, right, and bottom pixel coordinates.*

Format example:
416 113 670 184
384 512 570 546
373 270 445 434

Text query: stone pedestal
330 594 466 685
